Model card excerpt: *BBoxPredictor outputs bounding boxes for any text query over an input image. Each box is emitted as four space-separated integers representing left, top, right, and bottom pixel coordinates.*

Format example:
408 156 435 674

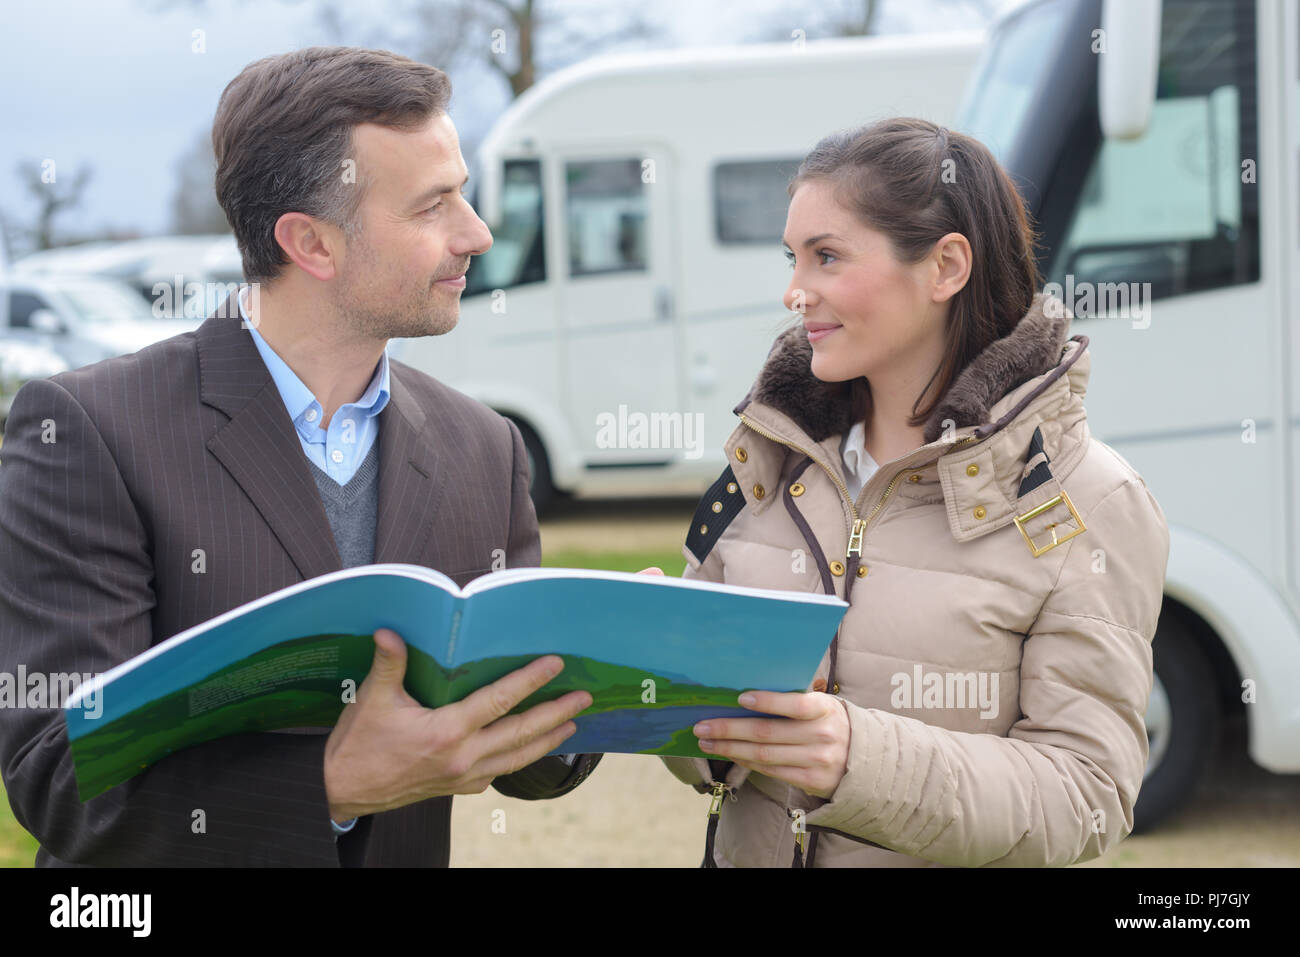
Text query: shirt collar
840 420 874 477
238 287 391 425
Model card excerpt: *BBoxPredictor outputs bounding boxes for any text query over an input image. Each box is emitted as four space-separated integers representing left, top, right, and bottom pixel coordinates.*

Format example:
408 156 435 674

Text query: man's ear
273 212 343 282
931 231 972 304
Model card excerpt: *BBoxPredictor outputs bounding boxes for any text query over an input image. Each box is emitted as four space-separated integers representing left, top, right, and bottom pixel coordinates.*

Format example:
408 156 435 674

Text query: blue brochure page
453 568 847 756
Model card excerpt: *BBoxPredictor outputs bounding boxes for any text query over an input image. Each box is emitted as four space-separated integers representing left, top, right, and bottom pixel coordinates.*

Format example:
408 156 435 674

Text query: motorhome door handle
692 352 717 394
655 285 673 321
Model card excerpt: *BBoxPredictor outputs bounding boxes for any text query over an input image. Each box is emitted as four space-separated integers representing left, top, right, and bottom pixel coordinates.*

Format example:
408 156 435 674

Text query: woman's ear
931 232 972 303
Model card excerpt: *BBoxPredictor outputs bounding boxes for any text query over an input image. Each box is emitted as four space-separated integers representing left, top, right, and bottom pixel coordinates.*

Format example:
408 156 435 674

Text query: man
0 46 598 866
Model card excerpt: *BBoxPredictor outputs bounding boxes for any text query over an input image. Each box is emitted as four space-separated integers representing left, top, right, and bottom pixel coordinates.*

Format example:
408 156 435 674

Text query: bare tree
755 0 882 40
756 0 1000 42
170 129 231 235
316 0 664 98
12 159 93 251
820 0 882 36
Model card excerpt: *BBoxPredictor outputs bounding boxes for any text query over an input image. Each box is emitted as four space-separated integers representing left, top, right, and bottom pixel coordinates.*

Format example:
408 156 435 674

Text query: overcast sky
0 0 998 248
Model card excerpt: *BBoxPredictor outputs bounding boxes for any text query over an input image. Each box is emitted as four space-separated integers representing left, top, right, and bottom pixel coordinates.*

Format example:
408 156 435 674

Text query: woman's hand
693 690 850 799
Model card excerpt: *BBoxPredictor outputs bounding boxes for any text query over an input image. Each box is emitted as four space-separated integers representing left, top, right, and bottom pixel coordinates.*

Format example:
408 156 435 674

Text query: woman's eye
785 249 835 267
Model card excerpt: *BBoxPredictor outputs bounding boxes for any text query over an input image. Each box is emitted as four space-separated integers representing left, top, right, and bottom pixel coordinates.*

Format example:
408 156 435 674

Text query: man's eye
423 204 442 214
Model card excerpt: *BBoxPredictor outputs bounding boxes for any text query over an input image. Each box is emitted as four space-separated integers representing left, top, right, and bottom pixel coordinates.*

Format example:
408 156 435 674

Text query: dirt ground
444 501 1300 868
450 712 1299 867
538 495 698 555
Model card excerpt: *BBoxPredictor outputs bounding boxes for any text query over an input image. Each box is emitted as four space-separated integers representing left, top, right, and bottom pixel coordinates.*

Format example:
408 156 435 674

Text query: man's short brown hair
212 46 451 284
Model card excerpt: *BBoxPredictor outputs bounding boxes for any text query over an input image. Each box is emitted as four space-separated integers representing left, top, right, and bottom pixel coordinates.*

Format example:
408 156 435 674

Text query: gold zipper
708 780 727 816
847 517 866 557
739 412 979 558
703 779 728 858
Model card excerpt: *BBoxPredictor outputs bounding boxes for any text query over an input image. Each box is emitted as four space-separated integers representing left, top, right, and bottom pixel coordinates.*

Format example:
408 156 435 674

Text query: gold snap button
726 482 738 494
830 560 845 576
753 484 765 499
908 473 921 483
831 682 840 694
966 464 979 477
735 447 748 462
698 524 708 535
856 565 868 577
973 505 986 519
710 501 723 513
789 482 805 497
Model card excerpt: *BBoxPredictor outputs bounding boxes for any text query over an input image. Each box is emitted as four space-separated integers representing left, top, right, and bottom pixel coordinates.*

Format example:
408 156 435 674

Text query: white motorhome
953 0 1300 831
393 32 983 508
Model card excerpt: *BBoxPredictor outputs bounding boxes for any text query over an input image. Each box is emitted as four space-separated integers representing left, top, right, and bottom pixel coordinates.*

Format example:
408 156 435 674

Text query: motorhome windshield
956 0 1072 163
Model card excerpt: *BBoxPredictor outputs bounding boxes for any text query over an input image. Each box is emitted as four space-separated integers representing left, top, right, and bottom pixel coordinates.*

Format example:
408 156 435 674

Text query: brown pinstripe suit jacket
0 302 545 866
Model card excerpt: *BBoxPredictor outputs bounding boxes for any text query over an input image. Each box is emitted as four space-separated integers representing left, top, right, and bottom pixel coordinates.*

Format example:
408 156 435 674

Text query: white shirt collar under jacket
839 420 878 500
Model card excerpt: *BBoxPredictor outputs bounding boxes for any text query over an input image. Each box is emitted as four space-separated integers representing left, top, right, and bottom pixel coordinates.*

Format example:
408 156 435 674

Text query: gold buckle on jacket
1013 490 1085 557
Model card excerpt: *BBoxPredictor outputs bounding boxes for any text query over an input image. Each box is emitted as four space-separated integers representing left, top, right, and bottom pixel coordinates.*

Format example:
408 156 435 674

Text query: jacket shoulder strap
685 465 745 564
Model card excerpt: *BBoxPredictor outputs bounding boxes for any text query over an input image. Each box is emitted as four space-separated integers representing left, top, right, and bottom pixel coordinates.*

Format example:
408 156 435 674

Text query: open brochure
64 564 848 800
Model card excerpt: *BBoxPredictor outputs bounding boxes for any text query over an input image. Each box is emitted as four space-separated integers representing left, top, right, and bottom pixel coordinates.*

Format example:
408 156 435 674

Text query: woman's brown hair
788 117 1042 431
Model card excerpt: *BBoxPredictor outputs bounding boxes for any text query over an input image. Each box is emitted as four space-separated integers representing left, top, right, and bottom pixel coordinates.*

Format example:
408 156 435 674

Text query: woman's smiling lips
804 321 842 343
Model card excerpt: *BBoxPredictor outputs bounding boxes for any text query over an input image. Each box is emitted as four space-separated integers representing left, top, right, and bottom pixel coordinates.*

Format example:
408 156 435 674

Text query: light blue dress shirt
237 290 384 837
237 290 390 486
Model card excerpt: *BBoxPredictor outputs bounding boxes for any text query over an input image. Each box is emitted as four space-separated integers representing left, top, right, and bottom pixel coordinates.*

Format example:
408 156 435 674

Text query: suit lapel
197 297 443 581
199 303 341 581
373 362 443 567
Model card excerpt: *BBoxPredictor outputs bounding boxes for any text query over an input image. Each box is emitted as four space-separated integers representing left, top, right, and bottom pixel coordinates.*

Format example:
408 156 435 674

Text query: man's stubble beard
332 230 460 341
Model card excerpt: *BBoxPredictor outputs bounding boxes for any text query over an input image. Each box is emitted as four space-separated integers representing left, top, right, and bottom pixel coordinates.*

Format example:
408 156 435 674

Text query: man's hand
323 628 591 821
692 691 851 799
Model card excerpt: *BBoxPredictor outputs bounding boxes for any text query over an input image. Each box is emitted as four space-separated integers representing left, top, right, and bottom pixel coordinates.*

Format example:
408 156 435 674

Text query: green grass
0 792 38 868
542 548 686 577
0 546 677 866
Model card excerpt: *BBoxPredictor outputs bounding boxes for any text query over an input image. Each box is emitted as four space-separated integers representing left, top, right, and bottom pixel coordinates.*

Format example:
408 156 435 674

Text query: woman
662 117 1170 868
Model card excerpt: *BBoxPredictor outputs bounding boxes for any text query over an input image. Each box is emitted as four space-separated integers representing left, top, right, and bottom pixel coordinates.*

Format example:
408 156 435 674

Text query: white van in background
0 273 203 370
391 32 984 509
13 234 243 318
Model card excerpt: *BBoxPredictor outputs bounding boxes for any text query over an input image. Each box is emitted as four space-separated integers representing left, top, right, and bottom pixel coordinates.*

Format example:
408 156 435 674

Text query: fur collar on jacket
742 293 1073 445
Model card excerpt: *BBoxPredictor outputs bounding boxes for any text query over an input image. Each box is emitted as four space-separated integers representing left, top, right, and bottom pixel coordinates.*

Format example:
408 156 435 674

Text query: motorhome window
565 159 647 276
464 159 545 295
1048 0 1259 307
714 159 801 244
6 292 47 329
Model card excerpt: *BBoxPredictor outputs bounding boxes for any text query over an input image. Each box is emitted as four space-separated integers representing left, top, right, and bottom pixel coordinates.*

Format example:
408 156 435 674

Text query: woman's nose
784 278 815 315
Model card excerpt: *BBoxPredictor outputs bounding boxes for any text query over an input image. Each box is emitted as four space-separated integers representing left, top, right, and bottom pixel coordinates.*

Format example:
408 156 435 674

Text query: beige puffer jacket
663 293 1170 867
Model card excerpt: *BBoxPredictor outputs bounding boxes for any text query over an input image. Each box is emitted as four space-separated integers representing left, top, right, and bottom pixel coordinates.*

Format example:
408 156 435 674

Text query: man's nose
453 204 493 257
